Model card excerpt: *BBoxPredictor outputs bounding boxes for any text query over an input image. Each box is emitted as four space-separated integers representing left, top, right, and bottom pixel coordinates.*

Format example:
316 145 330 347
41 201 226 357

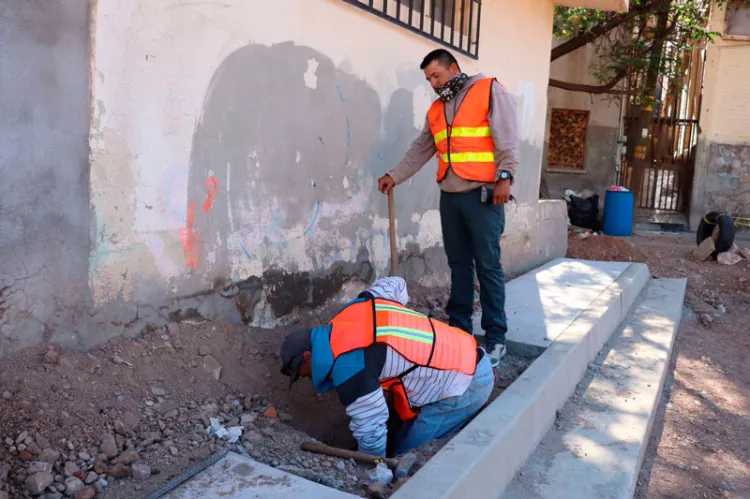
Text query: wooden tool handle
301 441 398 469
388 189 398 277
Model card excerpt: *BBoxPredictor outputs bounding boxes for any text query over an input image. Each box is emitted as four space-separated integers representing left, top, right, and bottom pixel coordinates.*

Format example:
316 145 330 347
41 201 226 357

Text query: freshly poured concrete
472 258 649 353
392 260 651 499
502 278 686 499
163 451 357 498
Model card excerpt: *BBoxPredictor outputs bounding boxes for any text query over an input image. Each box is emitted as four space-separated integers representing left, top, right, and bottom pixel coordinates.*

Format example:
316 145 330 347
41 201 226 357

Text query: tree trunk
627 2 672 208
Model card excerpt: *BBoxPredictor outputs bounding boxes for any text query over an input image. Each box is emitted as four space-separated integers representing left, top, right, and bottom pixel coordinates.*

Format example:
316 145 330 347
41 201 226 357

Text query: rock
1 390 11 400
26 472 54 495
367 481 388 499
114 450 139 465
74 488 95 499
693 237 715 261
139 432 162 447
0 492 8 499
242 397 253 411
16 431 29 445
202 355 222 380
44 494 63 499
19 450 34 461
84 471 98 485
131 463 151 481
718 251 742 266
39 448 61 464
64 476 85 496
263 407 278 419
197 346 211 356
108 463 131 478
739 246 750 260
99 434 118 459
168 446 179 456
27 442 42 455
43 350 60 365
240 413 256 426
150 386 167 396
28 461 54 474
112 355 125 365
113 420 129 436
78 452 91 461
64 461 80 477
336 461 346 471
701 314 714 327
93 460 108 474
32 434 49 451
243 431 264 445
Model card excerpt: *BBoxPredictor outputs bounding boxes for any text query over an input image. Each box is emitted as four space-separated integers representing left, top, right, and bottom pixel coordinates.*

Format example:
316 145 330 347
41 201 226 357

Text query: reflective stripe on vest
328 298 478 420
433 126 493 146
427 77 497 183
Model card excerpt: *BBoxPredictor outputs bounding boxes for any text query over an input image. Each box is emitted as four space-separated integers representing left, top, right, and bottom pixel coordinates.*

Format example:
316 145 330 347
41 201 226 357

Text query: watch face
501 172 510 179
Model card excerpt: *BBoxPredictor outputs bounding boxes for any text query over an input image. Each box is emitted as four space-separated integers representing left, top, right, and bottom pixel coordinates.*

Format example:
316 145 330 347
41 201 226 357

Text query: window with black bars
341 0 482 59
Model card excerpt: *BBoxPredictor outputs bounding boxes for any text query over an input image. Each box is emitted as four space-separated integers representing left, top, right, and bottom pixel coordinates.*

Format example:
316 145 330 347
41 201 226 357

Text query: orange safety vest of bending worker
328 298 478 421
427 77 497 183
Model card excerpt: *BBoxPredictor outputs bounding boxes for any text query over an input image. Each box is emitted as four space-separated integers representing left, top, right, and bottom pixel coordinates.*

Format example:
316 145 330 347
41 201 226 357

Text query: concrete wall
542 37 624 205
0 0 91 356
0 0 569 356
689 5 750 231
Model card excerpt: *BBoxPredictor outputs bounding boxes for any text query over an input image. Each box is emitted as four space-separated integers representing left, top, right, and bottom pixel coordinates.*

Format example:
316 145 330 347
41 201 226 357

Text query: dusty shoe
486 343 507 368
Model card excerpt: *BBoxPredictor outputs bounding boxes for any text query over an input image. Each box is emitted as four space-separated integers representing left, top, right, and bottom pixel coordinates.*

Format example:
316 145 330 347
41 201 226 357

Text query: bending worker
280 277 493 457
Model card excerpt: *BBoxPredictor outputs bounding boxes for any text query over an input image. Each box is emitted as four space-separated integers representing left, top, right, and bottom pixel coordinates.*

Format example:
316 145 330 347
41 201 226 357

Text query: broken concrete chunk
99 433 118 458
718 251 742 266
26 471 54 495
394 452 418 479
202 355 222 380
693 237 715 261
132 462 152 481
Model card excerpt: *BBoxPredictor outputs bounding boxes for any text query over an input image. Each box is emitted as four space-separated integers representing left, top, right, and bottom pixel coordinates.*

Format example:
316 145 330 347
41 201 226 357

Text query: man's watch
498 171 513 182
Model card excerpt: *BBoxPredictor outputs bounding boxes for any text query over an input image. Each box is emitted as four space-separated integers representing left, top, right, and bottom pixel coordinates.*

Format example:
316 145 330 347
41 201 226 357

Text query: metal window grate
341 0 482 59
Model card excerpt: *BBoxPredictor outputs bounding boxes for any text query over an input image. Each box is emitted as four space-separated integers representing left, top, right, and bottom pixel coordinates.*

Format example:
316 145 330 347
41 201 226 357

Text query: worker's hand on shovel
378 175 395 195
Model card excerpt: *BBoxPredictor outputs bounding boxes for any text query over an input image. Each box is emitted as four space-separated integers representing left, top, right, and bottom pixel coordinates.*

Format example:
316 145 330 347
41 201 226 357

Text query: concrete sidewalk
502 278 686 499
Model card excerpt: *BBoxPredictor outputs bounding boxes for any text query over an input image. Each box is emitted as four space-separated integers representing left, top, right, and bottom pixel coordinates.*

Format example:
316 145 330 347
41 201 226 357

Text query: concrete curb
502 278 687 499
391 263 651 499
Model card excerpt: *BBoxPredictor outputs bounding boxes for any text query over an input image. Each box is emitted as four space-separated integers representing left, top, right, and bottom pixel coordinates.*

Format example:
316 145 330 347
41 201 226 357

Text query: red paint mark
180 201 199 268
203 176 218 212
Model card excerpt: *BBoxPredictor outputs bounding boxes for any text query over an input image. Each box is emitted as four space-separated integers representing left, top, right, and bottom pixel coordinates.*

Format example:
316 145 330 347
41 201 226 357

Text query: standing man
378 49 518 367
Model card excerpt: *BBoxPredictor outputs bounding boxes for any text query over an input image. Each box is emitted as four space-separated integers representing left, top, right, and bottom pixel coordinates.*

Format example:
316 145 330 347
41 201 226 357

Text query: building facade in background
1 0 628 356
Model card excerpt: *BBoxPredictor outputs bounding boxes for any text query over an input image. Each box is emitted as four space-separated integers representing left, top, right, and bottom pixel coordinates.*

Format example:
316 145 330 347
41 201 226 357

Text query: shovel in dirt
388 190 397 277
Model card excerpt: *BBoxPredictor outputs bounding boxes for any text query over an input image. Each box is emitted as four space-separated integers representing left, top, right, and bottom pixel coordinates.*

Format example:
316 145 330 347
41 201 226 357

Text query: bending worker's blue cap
279 328 312 388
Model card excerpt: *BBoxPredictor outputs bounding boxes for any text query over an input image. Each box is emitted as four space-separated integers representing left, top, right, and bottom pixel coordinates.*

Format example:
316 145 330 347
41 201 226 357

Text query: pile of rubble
0 387 390 498
0 290 533 498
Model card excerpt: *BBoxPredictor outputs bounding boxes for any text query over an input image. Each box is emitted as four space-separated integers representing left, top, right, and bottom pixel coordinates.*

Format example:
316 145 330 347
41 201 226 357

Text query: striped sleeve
345 388 389 457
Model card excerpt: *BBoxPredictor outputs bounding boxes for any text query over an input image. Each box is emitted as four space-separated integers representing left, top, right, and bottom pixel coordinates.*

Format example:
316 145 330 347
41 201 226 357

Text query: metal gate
619 48 705 213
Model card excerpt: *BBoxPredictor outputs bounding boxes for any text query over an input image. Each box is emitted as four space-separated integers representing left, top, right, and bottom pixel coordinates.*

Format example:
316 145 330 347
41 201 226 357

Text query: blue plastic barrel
603 189 635 236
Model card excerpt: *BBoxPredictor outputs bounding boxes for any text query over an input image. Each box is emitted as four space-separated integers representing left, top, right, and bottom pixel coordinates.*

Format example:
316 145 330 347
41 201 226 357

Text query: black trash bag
567 194 600 230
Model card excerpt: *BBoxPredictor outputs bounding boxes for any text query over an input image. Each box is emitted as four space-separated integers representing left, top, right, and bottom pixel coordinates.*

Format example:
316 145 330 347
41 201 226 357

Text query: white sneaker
487 343 507 368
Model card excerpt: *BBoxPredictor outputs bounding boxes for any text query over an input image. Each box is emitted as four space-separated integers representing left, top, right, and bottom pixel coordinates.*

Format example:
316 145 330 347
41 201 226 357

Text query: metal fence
341 0 483 59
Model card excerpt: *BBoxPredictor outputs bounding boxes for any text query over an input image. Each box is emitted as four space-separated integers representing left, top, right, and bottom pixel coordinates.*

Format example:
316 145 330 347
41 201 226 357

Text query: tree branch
551 0 654 62
552 13 627 61
548 68 628 94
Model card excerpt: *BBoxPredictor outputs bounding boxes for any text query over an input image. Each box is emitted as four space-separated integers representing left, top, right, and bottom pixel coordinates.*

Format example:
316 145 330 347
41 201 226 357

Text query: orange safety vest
427 77 497 183
328 298 478 421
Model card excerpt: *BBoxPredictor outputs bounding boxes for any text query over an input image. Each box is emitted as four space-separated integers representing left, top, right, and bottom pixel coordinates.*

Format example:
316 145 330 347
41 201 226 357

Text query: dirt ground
568 229 750 499
0 287 533 499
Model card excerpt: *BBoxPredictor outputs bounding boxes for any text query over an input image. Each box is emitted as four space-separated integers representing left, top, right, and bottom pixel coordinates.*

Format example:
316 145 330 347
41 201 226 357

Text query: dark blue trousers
439 189 507 346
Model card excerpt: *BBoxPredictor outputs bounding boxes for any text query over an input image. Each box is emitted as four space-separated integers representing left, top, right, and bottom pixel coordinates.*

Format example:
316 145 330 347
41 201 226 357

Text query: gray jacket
387 73 519 193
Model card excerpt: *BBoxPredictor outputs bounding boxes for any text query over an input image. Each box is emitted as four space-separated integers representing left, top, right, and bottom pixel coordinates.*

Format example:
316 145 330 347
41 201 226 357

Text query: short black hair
420 49 460 71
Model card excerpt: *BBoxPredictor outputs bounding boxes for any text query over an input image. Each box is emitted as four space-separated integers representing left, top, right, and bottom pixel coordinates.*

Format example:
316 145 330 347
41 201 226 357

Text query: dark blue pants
440 189 507 346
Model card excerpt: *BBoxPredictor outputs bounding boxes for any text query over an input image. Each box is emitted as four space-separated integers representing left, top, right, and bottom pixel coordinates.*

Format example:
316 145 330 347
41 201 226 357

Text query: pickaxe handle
300 441 398 469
